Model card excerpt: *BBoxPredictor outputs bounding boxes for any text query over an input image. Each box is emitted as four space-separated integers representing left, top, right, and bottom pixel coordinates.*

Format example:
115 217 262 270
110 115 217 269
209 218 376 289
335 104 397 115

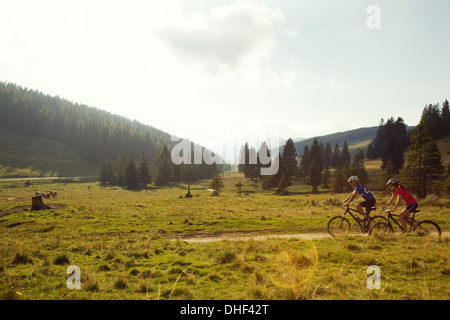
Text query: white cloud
284 29 298 37
307 83 318 91
329 78 336 89
155 1 284 74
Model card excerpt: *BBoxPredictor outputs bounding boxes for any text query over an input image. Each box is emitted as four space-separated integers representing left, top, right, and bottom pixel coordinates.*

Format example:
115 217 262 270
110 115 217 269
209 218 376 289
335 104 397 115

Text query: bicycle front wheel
415 220 442 238
365 215 386 232
369 222 394 236
327 216 351 237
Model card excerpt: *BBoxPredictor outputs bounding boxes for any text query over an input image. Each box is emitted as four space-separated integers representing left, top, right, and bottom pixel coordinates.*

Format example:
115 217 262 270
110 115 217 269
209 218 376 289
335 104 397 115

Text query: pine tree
97 158 109 184
104 156 114 183
258 141 271 178
245 147 258 179
321 166 331 189
308 162 322 193
154 145 173 186
368 117 408 160
277 173 291 195
282 138 298 178
181 163 196 182
351 149 368 185
323 142 332 168
125 158 139 189
113 150 126 186
209 173 225 196
381 136 404 172
332 168 347 193
366 143 374 159
341 141 351 165
138 152 151 190
401 120 445 198
298 145 311 180
331 143 341 168
441 99 450 136
422 103 444 139
341 161 353 192
262 153 286 190
444 164 450 195
309 138 323 172
379 159 397 192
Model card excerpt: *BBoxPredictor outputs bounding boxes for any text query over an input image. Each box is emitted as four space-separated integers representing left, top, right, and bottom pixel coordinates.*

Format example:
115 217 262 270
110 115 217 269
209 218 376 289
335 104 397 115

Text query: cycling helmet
347 176 359 183
386 178 400 186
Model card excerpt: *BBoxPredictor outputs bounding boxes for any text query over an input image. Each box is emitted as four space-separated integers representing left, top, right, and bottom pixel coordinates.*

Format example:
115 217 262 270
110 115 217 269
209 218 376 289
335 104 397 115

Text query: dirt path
166 231 450 243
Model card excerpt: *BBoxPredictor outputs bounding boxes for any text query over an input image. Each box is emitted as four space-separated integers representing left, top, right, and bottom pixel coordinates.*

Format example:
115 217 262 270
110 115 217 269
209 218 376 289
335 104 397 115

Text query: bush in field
322 198 343 207
209 174 224 196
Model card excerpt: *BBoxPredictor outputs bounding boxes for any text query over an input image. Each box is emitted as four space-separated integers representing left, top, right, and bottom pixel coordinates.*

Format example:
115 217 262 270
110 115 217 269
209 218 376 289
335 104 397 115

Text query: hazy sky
1 0 449 155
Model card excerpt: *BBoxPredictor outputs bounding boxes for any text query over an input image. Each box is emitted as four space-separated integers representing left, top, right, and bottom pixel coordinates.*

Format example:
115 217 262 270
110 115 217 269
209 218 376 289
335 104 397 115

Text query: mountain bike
368 208 441 238
327 205 385 237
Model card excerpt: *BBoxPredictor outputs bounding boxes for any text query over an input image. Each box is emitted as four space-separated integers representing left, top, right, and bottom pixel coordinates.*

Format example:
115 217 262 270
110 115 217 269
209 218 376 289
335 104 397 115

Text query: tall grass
0 175 449 300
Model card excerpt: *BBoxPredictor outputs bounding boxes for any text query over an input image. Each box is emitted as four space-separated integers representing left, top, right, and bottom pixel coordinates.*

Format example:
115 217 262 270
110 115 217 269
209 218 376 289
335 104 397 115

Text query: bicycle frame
382 209 418 232
344 207 362 224
343 206 372 228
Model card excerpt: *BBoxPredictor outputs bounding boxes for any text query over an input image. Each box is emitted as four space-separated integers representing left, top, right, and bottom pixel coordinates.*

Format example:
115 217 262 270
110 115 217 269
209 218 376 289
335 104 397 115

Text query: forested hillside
0 81 172 164
0 81 222 183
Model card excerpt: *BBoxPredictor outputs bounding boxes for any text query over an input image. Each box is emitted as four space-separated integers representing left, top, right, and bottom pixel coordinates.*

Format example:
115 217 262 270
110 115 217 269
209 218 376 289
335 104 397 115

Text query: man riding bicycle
343 176 376 222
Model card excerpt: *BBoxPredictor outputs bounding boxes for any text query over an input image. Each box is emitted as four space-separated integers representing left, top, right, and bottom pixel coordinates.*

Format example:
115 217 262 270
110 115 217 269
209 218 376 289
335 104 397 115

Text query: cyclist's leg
355 202 366 218
402 203 418 232
358 199 374 220
399 207 412 233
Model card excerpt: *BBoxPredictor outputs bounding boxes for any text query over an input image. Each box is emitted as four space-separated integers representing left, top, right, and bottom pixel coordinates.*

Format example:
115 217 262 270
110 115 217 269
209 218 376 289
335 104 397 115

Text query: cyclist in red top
382 178 418 233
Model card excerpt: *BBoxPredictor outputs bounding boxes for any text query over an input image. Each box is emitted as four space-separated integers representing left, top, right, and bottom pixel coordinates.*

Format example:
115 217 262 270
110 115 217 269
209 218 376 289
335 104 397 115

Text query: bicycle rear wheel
369 222 394 236
327 216 351 237
415 220 442 238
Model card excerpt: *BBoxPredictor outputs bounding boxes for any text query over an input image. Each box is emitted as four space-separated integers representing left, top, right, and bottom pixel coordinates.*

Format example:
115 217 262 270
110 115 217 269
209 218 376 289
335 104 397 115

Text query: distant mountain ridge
275 126 380 159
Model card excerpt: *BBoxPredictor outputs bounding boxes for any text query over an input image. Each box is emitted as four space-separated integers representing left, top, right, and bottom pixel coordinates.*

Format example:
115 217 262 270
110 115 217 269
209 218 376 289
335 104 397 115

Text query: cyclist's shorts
405 203 418 213
360 198 376 207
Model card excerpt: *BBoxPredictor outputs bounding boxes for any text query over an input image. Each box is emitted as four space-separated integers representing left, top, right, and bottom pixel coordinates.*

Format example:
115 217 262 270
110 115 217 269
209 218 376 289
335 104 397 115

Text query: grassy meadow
0 171 449 300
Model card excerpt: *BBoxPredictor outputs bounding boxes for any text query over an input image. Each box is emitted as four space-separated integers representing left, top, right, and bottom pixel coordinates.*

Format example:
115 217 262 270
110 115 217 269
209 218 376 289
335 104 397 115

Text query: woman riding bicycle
343 176 376 222
382 178 418 233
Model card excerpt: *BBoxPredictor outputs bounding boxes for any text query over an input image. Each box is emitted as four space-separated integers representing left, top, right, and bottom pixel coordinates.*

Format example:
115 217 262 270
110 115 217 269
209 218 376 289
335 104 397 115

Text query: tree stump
31 196 50 211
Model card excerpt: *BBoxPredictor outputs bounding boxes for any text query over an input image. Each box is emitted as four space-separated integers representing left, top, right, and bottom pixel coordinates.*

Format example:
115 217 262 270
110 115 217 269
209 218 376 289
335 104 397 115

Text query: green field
1 173 449 300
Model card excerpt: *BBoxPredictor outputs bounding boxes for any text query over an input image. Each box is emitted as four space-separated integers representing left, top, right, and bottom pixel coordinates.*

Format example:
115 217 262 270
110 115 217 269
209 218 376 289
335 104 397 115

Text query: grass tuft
13 253 32 265
114 276 128 289
53 254 70 265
